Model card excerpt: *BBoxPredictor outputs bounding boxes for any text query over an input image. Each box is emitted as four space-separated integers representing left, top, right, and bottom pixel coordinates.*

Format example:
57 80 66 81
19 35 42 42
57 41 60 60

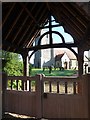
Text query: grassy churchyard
30 68 77 77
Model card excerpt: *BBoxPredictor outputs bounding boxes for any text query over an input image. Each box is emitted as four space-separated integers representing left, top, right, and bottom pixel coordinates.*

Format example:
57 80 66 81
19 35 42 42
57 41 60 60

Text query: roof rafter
61 3 88 27
81 21 90 46
26 30 40 48
20 3 38 26
61 13 83 39
4 4 26 41
46 2 50 11
62 12 84 34
2 2 90 53
61 3 87 33
12 15 29 43
22 5 48 48
2 3 16 27
63 25 79 44
8 15 29 52
15 21 33 49
13 3 37 50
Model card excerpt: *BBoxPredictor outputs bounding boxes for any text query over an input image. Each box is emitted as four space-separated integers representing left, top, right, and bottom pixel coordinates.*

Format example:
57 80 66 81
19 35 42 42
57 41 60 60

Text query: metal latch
43 93 47 99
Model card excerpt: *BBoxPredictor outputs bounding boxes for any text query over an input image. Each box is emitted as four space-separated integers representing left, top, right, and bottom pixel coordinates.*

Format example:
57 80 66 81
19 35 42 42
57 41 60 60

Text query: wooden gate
3 74 42 118
41 75 89 118
2 73 90 119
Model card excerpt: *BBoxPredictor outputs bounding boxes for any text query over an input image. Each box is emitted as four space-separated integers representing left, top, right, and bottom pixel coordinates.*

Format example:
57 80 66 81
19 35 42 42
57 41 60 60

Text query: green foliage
1 51 23 89
2 50 23 76
29 64 33 75
8 80 22 90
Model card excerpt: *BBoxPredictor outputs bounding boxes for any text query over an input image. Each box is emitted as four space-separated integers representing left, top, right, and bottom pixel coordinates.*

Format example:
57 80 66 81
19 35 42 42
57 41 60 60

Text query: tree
2 51 23 76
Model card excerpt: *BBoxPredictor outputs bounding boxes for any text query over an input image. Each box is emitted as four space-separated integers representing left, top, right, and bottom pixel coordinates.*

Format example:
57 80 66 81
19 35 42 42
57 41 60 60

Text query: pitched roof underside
2 2 90 54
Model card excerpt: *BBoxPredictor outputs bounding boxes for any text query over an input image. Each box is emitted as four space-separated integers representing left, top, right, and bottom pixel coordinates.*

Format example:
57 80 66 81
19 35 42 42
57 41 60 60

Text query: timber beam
25 43 77 51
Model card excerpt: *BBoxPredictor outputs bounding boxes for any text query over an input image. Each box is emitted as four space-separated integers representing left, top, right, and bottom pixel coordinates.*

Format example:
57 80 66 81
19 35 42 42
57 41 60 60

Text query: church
34 29 78 70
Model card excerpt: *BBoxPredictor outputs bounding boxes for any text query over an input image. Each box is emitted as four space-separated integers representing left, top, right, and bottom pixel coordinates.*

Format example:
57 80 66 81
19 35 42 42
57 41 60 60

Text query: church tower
34 37 41 68
34 29 54 68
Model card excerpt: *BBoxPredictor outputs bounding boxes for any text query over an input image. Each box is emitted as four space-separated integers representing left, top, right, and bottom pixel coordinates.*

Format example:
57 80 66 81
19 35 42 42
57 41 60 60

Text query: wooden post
36 74 43 119
0 72 2 120
87 74 90 119
22 51 29 90
78 47 84 76
88 50 90 73
0 2 2 119
22 53 28 76
88 1 90 16
2 72 7 118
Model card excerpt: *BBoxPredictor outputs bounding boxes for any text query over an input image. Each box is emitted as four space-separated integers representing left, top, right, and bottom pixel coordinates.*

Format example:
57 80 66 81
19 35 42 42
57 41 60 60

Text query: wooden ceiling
2 2 90 54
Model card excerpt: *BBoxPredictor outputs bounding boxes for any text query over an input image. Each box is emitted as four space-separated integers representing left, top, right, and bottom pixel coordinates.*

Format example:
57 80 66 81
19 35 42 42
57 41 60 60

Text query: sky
29 16 76 64
28 16 89 64
29 27 77 64
43 16 74 44
52 26 74 43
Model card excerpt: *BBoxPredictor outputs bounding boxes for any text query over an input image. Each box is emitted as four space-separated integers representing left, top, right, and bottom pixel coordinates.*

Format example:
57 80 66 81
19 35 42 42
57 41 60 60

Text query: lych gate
1 2 90 119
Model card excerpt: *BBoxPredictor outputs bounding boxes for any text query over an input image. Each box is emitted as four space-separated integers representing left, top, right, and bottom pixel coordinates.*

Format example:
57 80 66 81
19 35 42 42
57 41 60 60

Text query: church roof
55 48 76 60
55 53 64 61
2 2 90 54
